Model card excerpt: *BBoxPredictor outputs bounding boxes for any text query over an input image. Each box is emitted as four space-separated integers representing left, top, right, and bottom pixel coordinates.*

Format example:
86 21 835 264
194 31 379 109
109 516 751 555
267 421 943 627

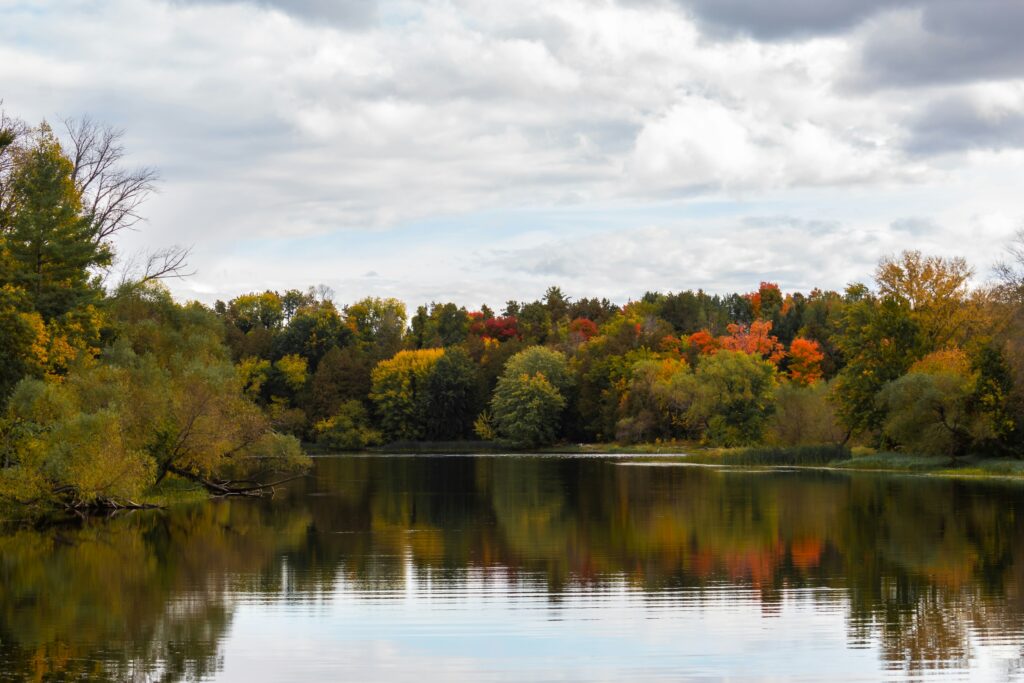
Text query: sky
2 0 1023 309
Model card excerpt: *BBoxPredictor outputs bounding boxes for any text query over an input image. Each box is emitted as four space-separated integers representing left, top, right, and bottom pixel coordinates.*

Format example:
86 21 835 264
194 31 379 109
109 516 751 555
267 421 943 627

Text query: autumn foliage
469 312 519 341
787 338 825 385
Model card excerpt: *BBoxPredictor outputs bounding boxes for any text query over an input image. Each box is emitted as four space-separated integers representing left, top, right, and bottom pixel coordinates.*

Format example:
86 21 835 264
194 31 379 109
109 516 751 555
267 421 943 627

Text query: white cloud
1 0 1022 305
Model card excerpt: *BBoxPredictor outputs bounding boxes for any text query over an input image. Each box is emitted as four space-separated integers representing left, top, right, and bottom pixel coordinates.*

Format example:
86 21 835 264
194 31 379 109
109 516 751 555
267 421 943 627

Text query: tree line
2 109 1024 512
211 247 1023 459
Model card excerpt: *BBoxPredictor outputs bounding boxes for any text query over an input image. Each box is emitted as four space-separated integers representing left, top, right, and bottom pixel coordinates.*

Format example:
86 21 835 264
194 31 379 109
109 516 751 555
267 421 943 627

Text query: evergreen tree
2 125 109 320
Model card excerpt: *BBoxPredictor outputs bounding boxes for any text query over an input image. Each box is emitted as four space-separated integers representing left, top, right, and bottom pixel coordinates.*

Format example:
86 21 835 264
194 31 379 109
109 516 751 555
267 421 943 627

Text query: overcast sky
3 0 1023 308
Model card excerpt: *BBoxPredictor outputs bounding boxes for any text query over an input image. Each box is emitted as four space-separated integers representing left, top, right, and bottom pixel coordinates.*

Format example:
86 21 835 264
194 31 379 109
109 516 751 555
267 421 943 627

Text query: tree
224 291 284 333
274 300 351 369
421 347 481 440
501 346 573 395
615 356 693 443
2 124 110 320
0 285 47 399
490 346 573 446
766 381 844 447
491 372 566 447
345 297 407 360
62 116 158 244
369 348 444 441
878 350 990 457
719 320 785 364
314 400 381 451
307 345 373 421
407 302 469 349
787 337 825 386
1 284 308 510
875 250 980 349
832 286 926 438
688 350 778 446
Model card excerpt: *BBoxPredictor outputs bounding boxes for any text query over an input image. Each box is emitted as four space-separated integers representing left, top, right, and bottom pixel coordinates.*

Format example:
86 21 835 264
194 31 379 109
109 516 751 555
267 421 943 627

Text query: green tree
832 286 926 438
274 301 351 369
345 297 407 359
407 302 469 349
422 347 480 440
878 349 994 458
490 346 572 446
688 350 778 446
491 372 566 447
500 346 573 395
1 125 109 321
307 345 373 421
0 284 308 510
766 381 844 447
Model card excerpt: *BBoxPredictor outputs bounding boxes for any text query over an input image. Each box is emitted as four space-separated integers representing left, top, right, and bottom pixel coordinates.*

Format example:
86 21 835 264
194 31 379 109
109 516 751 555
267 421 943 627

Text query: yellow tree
875 251 988 350
369 348 444 441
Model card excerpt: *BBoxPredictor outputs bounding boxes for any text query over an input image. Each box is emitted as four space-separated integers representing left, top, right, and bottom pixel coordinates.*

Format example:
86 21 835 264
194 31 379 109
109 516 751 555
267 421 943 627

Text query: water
3 454 1024 681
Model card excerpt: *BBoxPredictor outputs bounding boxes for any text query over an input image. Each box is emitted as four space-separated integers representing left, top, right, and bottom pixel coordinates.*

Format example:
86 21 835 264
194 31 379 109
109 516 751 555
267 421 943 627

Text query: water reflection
3 456 1024 681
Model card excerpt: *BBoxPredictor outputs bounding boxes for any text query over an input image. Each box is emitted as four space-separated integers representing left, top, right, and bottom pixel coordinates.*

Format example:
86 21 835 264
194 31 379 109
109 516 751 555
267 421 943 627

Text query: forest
3 111 1024 514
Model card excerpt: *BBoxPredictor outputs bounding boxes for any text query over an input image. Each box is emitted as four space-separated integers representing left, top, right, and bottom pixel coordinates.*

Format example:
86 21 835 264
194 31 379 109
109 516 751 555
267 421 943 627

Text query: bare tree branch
995 228 1024 304
115 245 195 289
63 116 159 243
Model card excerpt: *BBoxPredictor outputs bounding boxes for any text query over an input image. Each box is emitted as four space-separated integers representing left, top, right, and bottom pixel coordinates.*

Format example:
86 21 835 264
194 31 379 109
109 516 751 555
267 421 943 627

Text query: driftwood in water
163 465 307 497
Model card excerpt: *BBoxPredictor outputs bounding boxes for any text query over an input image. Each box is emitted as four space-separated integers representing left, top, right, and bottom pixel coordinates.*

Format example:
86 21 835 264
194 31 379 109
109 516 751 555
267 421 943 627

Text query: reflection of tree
295 458 1024 673
5 458 1024 678
0 502 310 681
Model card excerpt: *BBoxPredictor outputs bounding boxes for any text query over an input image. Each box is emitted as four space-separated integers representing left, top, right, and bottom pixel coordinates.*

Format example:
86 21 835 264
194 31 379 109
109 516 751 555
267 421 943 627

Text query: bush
315 401 382 451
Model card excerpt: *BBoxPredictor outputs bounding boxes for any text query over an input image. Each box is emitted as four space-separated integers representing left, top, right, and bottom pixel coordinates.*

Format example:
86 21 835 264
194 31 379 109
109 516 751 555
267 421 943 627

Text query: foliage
1 125 110 321
786 337 825 385
422 347 481 440
878 349 995 457
1 284 309 510
474 410 497 441
491 371 567 447
500 346 573 395
688 350 778 446
314 400 382 451
369 348 444 441
345 296 407 359
766 381 844 447
832 287 927 438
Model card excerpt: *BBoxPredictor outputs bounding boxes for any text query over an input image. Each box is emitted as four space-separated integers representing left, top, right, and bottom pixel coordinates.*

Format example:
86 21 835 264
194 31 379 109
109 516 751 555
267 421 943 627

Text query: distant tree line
211 249 1024 459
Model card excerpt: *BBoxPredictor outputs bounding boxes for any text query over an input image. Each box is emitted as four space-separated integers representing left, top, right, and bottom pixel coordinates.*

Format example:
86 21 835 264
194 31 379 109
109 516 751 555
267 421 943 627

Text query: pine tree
2 124 110 320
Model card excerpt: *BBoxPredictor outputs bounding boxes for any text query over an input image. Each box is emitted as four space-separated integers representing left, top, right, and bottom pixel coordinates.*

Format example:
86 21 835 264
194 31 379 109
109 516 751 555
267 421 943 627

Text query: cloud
3 0 1023 306
657 0 902 40
168 0 378 28
855 1 1024 88
905 87 1024 155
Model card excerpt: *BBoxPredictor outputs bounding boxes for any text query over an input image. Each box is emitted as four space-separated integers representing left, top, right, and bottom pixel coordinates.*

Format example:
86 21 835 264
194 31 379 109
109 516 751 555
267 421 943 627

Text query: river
2 454 1024 681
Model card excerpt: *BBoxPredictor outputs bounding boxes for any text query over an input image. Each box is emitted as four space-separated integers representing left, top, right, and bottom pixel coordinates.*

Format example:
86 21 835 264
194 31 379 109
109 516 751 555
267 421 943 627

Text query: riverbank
639 446 1024 481
313 440 1024 481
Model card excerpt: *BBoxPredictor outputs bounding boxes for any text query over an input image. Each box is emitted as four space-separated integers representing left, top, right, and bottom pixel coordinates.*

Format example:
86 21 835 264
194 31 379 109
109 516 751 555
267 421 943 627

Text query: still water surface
4 454 1024 681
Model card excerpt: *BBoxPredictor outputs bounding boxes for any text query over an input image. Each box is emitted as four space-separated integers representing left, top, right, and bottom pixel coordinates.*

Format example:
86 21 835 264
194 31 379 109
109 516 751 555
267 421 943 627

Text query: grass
685 444 851 466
